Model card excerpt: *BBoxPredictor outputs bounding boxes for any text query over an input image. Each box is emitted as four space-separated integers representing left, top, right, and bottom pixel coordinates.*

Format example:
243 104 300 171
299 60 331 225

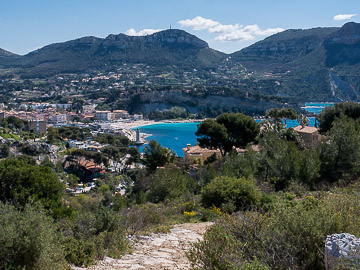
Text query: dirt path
83 222 212 270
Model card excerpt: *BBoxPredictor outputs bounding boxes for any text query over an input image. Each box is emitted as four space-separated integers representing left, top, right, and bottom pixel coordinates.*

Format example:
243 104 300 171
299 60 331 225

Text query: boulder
325 233 360 270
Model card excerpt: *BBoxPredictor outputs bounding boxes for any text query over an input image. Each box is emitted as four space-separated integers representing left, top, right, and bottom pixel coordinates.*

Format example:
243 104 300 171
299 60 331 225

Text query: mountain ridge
1 23 360 101
0 29 224 76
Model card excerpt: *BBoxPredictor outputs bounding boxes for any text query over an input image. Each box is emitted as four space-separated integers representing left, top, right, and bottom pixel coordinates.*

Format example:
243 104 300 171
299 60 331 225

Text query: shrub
201 176 261 212
120 204 166 236
0 158 68 219
188 193 360 269
147 168 190 203
0 203 66 269
61 207 129 267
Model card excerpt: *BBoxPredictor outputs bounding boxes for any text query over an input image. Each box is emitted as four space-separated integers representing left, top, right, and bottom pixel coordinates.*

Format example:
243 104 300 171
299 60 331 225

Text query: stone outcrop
325 233 360 270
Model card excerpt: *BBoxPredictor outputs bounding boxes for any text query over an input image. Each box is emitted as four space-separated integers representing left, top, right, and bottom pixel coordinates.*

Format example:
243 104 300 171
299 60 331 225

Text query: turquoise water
136 103 334 156
303 103 334 114
136 117 318 157
136 122 200 157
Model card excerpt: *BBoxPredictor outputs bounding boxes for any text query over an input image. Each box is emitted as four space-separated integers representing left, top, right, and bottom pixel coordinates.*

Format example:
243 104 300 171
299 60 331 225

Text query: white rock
325 233 360 270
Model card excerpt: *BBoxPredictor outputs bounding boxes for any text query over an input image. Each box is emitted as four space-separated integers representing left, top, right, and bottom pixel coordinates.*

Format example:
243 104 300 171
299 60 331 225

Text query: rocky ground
75 222 212 270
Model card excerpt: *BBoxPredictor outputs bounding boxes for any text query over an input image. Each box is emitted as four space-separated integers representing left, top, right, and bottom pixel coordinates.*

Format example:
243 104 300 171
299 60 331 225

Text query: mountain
0 48 19 64
0 48 18 57
2 23 360 102
324 22 360 67
3 29 225 76
231 22 360 101
231 27 338 70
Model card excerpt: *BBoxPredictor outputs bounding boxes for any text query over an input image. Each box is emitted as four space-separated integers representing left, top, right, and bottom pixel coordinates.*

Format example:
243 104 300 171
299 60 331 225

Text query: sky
0 0 359 55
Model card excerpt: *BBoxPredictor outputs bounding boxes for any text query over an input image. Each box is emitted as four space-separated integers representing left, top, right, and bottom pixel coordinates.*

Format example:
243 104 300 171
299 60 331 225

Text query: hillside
1 23 360 102
2 29 225 77
0 48 18 57
231 27 338 66
231 22 360 101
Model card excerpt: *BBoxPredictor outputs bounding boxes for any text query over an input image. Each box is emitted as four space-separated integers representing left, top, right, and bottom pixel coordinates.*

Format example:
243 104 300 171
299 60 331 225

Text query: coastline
124 119 203 130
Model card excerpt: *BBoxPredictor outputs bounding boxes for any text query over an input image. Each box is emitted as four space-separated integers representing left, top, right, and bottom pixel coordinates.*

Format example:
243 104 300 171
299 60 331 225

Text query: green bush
120 204 166 236
201 176 261 212
61 207 129 267
189 193 360 269
0 158 68 219
147 168 194 203
0 203 66 269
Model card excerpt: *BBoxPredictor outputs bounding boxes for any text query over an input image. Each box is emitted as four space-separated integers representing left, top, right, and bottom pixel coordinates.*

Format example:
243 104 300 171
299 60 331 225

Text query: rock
79 222 213 270
325 233 360 270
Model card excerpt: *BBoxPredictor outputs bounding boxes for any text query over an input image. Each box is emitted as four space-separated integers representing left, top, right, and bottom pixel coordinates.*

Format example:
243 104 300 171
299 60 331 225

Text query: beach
118 119 203 130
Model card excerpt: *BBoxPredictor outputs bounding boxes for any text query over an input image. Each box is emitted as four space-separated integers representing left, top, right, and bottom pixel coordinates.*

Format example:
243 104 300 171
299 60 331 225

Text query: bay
135 117 317 157
135 122 201 157
135 102 333 157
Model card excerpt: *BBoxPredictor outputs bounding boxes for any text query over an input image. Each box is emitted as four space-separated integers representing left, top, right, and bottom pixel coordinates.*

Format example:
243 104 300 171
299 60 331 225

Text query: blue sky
0 0 359 55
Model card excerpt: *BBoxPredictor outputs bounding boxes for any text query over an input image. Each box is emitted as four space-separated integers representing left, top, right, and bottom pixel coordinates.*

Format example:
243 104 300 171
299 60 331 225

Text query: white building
68 140 85 149
112 110 129 120
95 111 112 121
133 114 143 120
48 114 68 124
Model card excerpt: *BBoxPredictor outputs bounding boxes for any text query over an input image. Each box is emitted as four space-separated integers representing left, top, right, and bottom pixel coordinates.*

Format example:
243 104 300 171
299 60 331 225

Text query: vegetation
201 176 261 212
3 103 360 269
57 126 91 141
0 158 69 218
188 193 360 270
265 107 299 126
316 102 360 134
0 203 66 270
196 113 259 156
143 139 176 171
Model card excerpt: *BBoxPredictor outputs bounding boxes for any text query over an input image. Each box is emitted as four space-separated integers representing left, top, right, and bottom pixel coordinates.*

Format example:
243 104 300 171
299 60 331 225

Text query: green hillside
2 30 225 77
231 22 360 101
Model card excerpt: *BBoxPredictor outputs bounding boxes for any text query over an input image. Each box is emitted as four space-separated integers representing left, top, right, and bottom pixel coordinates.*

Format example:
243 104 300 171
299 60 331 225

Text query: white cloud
216 30 255 42
125 28 163 36
333 14 357 21
208 24 242 33
178 16 284 42
178 16 219 30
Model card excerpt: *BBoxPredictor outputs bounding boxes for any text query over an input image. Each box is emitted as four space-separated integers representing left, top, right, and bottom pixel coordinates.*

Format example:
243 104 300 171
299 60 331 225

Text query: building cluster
94 110 142 121
0 99 144 139
67 139 105 152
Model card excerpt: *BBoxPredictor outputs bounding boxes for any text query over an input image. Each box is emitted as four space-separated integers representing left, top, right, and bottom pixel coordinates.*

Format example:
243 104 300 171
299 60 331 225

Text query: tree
298 149 320 188
266 108 299 127
196 119 228 156
147 168 190 203
126 147 141 167
143 140 176 171
47 126 59 144
72 99 84 113
318 116 360 181
0 158 68 218
201 176 261 212
0 144 9 158
299 114 310 127
316 102 360 134
196 113 259 156
6 116 25 130
258 132 301 190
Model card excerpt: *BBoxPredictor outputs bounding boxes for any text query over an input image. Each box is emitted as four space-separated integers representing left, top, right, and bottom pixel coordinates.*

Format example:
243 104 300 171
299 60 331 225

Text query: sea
135 103 334 157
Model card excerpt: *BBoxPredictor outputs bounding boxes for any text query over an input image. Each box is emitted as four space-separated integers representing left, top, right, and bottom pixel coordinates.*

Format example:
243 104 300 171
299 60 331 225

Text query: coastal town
2 2 360 269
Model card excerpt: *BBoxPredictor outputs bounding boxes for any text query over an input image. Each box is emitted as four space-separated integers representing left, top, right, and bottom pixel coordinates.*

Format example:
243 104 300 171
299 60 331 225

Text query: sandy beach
119 119 203 129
